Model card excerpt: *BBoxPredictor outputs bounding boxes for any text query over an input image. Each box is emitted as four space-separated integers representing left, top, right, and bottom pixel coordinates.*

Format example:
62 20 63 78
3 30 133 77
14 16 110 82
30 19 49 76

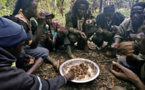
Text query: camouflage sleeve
102 29 115 37
114 19 130 40
55 21 68 35
136 53 145 61
55 21 65 29
65 13 80 34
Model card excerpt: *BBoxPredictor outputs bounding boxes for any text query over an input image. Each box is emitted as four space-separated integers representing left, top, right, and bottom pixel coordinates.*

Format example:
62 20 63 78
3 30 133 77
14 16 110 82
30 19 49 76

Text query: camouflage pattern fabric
65 11 96 43
114 18 144 41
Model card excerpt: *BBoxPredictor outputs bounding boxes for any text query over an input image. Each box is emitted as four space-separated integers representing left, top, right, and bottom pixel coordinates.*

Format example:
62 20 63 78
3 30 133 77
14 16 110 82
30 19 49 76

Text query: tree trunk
107 0 110 5
99 0 103 13
54 0 57 10
104 0 106 7
132 0 135 5
129 0 133 8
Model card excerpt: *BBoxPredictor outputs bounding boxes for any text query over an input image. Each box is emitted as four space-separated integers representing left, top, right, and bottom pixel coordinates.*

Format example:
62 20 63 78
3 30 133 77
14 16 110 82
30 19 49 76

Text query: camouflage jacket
114 18 145 83
114 18 144 41
65 11 96 38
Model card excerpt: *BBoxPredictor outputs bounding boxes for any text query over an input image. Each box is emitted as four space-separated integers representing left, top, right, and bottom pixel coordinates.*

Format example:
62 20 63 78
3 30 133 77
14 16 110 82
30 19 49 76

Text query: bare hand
110 61 140 83
111 42 119 49
97 27 103 33
64 72 75 80
46 31 51 39
80 32 87 40
117 41 135 56
136 32 144 41
85 19 92 25
37 9 45 25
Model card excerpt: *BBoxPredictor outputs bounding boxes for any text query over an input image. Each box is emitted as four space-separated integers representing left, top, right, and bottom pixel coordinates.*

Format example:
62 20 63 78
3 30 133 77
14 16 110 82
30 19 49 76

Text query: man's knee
24 46 49 60
68 34 79 43
38 47 49 59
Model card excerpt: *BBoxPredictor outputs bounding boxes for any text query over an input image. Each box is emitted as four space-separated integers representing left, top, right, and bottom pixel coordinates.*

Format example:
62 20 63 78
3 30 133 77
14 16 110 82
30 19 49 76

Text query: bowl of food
59 58 100 83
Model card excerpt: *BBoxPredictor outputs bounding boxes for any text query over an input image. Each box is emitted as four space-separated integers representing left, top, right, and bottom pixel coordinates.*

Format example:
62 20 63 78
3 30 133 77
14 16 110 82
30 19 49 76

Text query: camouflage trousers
68 34 86 50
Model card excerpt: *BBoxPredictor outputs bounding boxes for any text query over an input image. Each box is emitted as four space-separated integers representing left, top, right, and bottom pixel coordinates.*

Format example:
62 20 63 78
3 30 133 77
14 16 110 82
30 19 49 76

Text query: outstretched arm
110 61 145 90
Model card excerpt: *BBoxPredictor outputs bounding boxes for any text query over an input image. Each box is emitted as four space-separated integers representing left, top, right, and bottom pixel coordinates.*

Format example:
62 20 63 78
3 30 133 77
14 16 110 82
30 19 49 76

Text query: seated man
110 32 145 90
92 5 125 47
0 17 74 90
39 11 75 59
110 3 145 90
111 2 145 49
7 0 59 70
65 0 96 51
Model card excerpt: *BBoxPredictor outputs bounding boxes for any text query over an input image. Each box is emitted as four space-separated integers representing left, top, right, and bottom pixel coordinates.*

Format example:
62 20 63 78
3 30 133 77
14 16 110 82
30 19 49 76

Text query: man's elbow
30 43 38 48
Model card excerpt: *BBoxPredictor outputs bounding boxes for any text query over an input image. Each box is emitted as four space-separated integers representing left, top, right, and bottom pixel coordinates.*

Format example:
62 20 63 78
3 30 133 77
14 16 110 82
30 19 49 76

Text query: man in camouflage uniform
110 3 145 90
65 0 96 50
111 2 145 49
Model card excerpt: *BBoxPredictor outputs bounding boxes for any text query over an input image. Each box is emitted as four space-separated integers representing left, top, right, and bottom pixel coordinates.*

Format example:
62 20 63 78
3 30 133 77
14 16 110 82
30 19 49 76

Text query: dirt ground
34 47 136 90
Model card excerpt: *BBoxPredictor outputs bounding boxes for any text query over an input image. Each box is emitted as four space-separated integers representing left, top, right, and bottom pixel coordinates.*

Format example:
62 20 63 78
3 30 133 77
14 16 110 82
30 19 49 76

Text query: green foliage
0 0 5 4
37 0 71 26
0 0 16 16
0 0 132 23
0 4 12 16
56 0 60 7
116 9 130 18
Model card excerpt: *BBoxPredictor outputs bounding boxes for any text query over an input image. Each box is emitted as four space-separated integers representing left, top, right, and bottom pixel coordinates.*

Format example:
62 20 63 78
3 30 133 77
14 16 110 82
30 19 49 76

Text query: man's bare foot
69 54 76 59
53 60 60 71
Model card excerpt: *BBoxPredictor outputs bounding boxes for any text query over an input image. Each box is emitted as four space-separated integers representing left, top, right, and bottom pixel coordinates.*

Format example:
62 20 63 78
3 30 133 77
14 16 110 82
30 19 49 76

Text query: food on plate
68 63 91 80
